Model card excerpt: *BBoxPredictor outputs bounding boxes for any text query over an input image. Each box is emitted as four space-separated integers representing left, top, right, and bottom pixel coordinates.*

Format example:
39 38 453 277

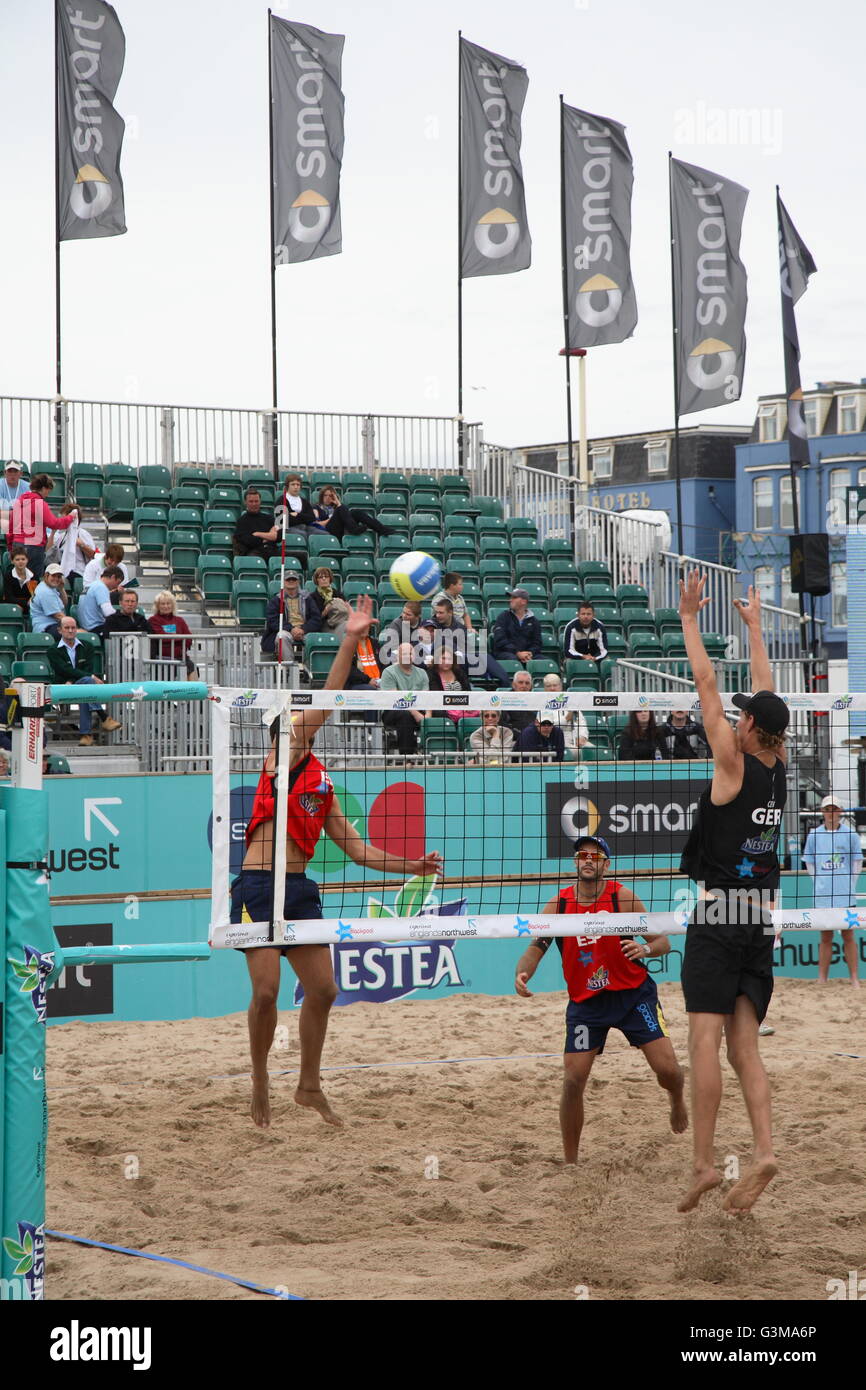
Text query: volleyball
388 551 441 601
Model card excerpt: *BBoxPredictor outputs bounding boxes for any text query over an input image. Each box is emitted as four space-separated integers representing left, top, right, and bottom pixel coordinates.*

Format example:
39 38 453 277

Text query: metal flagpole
267 10 280 482
558 96 579 542
54 0 63 468
776 185 809 661
668 152 685 557
457 31 465 477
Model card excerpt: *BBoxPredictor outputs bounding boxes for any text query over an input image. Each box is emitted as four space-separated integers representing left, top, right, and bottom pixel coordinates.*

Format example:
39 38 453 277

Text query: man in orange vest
515 835 687 1163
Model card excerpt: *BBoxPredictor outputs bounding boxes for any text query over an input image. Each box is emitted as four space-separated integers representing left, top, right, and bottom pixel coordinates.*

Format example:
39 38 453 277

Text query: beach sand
45 977 865 1301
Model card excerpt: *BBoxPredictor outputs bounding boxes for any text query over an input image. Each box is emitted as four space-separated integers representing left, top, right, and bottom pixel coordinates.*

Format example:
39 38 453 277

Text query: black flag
777 193 817 465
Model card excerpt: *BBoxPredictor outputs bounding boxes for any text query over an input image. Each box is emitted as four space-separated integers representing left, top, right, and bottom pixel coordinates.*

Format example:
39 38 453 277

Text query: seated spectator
501 669 536 737
492 587 542 664
307 566 351 635
282 474 318 532
3 546 38 613
103 589 150 636
261 571 316 656
233 488 279 560
426 647 471 697
516 715 565 762
378 600 424 666
311 486 395 540
148 591 194 669
658 708 710 759
48 615 122 746
7 472 78 580
618 710 667 761
563 601 608 662
0 460 29 509
469 710 514 764
542 672 590 754
82 542 129 590
46 502 98 588
28 563 68 638
380 642 429 753
78 564 124 636
424 597 469 667
431 571 471 629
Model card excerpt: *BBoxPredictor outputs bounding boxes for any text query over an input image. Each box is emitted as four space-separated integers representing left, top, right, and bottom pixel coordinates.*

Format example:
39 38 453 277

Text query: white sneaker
759 1023 775 1036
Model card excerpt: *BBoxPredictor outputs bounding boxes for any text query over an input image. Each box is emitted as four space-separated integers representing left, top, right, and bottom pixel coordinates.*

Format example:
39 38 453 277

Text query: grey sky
2 0 863 450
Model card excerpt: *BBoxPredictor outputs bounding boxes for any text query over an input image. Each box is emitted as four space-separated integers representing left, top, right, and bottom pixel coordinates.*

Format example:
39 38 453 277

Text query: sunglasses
576 851 605 862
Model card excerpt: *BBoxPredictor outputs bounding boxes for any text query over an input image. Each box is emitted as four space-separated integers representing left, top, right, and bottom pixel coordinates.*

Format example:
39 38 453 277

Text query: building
516 423 750 563
733 380 865 658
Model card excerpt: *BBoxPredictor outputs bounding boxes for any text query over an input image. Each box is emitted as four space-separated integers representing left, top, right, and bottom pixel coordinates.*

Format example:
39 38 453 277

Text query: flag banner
778 193 817 464
460 37 530 278
670 157 748 415
562 105 637 349
271 16 344 266
57 0 127 240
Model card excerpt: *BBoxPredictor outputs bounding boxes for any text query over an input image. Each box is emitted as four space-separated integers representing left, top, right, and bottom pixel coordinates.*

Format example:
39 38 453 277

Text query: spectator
492 586 542 664
0 461 29 509
281 474 318 532
425 648 471 696
378 600 424 667
657 708 710 759
311 486 395 540
618 710 667 761
82 542 129 590
424 597 469 667
3 546 38 613
563 601 608 662
7 472 78 580
233 489 279 560
427 589 509 686
501 669 536 738
431 572 472 630
380 642 429 753
48 615 122 746
516 715 565 763
261 571 316 656
103 589 150 637
307 566 351 635
469 710 514 764
28 563 68 638
148 591 194 667
542 672 590 753
804 794 863 986
78 564 124 636
46 501 98 588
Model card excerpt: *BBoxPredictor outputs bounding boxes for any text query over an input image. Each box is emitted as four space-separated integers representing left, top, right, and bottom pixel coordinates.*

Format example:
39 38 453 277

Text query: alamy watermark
674 101 783 157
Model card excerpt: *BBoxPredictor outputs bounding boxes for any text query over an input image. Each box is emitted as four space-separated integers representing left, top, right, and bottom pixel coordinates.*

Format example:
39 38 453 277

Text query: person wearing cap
261 570 316 657
803 796 862 986
514 835 686 1164
677 574 788 1216
28 564 68 638
515 713 566 763
491 588 542 665
0 461 29 509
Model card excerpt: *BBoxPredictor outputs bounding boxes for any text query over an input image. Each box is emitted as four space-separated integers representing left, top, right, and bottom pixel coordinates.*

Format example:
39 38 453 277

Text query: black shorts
230 870 323 953
564 977 668 1054
681 905 774 1021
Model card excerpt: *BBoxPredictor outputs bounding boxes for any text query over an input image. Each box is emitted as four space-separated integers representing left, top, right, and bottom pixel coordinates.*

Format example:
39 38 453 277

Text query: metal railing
576 504 667 599
611 656 828 695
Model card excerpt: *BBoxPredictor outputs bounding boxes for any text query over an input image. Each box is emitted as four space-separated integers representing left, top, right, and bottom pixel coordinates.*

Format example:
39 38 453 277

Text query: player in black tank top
676 574 788 1217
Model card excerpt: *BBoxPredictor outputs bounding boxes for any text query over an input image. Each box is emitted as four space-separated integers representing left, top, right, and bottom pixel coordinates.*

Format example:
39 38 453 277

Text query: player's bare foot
294 1085 343 1126
251 1076 271 1129
670 1092 689 1134
722 1158 777 1213
677 1166 721 1212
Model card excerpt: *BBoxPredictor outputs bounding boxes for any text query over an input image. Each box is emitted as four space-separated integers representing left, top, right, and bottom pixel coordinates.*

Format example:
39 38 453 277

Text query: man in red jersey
515 835 687 1163
232 595 442 1129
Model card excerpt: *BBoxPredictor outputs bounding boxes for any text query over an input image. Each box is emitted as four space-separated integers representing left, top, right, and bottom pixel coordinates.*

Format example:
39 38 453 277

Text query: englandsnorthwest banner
460 37 531 278
670 157 748 416
56 0 127 240
270 16 345 265
777 192 817 465
562 104 637 348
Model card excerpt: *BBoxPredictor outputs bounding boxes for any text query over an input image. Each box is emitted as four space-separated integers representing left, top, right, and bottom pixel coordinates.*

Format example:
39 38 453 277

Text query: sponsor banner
777 193 816 466
48 924 114 1018
57 0 127 240
546 778 701 858
562 104 637 349
271 16 345 265
460 37 531 278
670 157 748 416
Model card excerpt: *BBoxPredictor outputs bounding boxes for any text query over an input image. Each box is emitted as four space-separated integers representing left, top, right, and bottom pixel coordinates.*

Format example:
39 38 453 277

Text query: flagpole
54 0 63 468
267 10 279 482
777 185 809 662
456 31 465 478
558 96 578 540
667 151 685 557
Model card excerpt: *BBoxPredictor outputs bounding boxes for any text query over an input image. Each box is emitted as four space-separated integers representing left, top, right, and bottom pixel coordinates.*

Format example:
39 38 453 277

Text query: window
829 468 851 507
752 476 774 529
645 439 669 474
779 475 801 529
858 465 866 486
803 399 819 437
591 446 612 480
779 565 799 613
839 394 859 433
832 562 847 627
758 404 782 442
753 567 776 606
556 445 577 477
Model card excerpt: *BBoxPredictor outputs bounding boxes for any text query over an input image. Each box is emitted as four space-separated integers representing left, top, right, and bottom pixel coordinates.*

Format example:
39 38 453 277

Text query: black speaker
789 533 831 597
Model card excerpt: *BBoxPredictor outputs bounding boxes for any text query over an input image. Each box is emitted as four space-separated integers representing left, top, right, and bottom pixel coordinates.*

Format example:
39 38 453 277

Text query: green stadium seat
376 486 410 509
0 603 26 636
528 657 560 680
703 632 729 660
478 534 510 556
203 507 239 531
342 532 376 552
343 488 376 509
543 538 572 556
520 582 549 605
138 484 171 507
439 474 470 492
547 558 578 581
654 607 681 636
616 583 649 605
13 658 53 682
133 507 169 556
505 518 537 538
409 473 440 492
45 755 71 775
343 580 376 605
479 558 511 582
516 560 547 582
310 470 342 491
168 507 203 539
621 604 655 628
604 633 628 659
233 555 267 579
283 532 309 562
565 662 601 689
175 466 209 489
167 530 200 578
0 631 16 660
581 740 613 762
444 515 475 536
17 632 56 655
304 631 340 685
590 602 619 626
196 554 233 602
496 659 524 680
442 494 479 519
410 491 443 514
138 465 172 490
583 580 616 604
70 462 103 508
209 483 243 508
511 535 542 556
103 481 137 520
202 529 234 559
268 554 303 577
551 581 583 606
474 496 504 519
409 512 441 533
231 578 268 628
475 515 507 534
31 462 66 491
576 560 613 584
342 471 374 488
376 508 409 529
104 462 136 483
420 722 461 755
171 483 207 507
628 633 664 661
342 557 376 582
378 537 411 558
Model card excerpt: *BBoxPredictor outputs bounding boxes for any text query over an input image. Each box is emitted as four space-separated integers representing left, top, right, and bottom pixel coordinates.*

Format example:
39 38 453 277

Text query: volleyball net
208 687 866 949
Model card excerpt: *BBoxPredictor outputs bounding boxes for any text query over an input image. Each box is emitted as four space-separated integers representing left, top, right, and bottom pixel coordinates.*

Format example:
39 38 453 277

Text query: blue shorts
564 976 668 1054
230 870 323 951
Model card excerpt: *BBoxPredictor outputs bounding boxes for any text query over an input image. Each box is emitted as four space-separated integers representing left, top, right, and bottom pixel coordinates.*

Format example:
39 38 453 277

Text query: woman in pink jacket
7 473 77 580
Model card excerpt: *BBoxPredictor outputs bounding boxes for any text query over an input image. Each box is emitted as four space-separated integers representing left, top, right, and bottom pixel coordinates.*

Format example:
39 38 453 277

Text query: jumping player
514 835 687 1163
677 574 788 1214
233 595 442 1128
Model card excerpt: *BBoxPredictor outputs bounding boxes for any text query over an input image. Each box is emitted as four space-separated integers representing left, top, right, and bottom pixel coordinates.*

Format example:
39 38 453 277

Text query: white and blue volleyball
389 551 441 601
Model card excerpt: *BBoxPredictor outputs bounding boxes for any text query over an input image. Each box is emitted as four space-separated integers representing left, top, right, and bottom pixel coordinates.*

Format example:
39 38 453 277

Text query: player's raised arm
733 585 774 694
293 595 376 748
678 571 737 766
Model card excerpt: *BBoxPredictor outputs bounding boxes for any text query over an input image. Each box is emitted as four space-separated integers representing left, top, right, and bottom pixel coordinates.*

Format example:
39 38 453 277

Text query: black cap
574 835 612 859
731 690 789 734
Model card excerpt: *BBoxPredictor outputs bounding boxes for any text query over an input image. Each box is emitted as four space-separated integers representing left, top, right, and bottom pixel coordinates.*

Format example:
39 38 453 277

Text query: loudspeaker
789 533 831 597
